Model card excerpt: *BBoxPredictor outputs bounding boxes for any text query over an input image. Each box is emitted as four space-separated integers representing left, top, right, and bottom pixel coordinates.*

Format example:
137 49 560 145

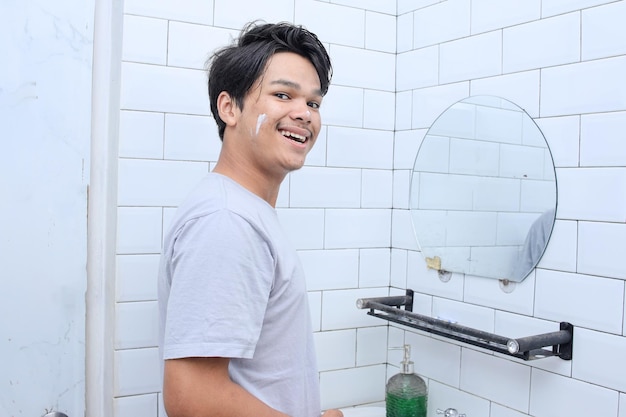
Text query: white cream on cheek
255 113 267 136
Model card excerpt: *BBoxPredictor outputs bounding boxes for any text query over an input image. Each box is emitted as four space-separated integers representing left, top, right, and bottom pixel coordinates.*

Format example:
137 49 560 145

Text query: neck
213 157 283 207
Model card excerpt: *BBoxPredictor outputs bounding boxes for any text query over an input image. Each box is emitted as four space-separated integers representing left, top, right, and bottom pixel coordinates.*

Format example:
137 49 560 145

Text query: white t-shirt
158 173 320 417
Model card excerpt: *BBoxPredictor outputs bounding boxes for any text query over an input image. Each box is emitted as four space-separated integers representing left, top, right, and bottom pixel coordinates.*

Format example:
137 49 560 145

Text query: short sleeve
162 209 276 360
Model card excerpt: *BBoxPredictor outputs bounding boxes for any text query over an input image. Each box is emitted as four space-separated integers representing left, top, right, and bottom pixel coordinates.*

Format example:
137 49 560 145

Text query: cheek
312 114 322 135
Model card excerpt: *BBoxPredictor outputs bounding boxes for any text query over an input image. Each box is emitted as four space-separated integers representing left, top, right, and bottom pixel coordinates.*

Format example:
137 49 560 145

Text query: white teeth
281 130 306 143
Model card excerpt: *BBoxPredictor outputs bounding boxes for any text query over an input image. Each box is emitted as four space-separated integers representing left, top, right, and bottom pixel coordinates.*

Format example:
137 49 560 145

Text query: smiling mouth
280 130 307 143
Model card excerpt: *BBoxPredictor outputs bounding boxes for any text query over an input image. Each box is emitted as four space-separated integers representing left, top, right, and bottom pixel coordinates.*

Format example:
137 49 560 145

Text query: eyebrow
270 79 323 97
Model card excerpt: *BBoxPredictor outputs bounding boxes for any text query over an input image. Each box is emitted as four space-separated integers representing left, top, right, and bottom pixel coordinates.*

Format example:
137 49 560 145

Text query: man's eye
308 102 320 109
276 93 289 99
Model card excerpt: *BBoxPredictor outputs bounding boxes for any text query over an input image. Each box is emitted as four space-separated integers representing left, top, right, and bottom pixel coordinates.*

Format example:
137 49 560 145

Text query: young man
158 22 342 417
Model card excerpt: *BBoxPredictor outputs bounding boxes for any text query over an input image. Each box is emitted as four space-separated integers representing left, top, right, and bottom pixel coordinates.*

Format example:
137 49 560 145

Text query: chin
287 160 306 172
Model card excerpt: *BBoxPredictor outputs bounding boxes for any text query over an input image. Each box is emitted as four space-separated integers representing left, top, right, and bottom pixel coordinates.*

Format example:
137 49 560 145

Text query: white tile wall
356 326 388 365
119 110 164 159
580 111 626 166
359 248 391 288
115 301 159 349
116 254 159 301
167 23 237 70
363 90 396 130
122 15 168 65
327 127 394 169
315 329 357 371
557 167 626 222
361 169 393 208
503 12 580 74
331 0 396 15
535 115 580 167
397 47 439 91
114 394 158 417
365 12 396 53
290 166 362 208
301 249 360 291
540 56 626 116
296 0 366 48
530 368 618 417
471 0 541 34
392 170 410 209
164 114 222 161
117 159 208 206
325 209 391 248
322 85 364 127
305 126 328 167
116 207 162 254
320 365 386 409
112 1 626 416
572 327 626 392
396 12 414 53
393 129 423 169
121 63 209 115
277 208 325 249
413 0 471 48
439 31 502 84
114 347 161 397
330 46 396 91
390 249 408 288
578 221 626 279
124 0 213 24
582 1 626 60
214 0 294 30
534 270 624 333
542 0 617 18
460 349 531 412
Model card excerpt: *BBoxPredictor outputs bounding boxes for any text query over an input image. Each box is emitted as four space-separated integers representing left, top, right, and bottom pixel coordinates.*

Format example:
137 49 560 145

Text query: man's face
232 51 324 178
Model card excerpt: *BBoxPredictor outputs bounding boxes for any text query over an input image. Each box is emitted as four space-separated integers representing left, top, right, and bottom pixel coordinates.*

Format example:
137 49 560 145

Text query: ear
216 91 239 127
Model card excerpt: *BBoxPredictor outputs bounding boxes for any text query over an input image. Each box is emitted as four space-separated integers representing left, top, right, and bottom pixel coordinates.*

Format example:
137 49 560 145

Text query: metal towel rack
357 289 573 361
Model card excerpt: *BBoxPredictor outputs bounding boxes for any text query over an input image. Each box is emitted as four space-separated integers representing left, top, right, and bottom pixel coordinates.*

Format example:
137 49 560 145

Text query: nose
291 100 311 123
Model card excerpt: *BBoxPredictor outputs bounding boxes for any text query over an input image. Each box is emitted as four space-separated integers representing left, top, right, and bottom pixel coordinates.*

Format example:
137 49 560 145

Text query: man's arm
163 357 289 417
163 357 344 417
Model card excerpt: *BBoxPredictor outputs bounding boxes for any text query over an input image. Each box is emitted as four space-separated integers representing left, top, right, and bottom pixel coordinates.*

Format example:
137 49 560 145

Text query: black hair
206 21 333 140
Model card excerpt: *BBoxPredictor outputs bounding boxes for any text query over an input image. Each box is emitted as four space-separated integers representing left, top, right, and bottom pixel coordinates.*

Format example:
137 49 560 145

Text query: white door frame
86 0 123 415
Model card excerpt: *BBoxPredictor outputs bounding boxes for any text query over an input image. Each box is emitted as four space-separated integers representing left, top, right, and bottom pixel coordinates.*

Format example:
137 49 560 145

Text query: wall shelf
357 289 573 361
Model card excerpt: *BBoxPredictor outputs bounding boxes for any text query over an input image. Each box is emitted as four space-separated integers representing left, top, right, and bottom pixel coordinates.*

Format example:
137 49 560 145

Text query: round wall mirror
410 96 557 282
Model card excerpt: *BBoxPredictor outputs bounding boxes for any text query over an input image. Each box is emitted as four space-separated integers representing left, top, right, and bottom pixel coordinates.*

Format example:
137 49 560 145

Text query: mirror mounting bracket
357 289 573 361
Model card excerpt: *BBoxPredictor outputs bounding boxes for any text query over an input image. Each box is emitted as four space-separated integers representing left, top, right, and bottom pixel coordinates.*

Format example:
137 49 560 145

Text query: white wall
0 1 95 416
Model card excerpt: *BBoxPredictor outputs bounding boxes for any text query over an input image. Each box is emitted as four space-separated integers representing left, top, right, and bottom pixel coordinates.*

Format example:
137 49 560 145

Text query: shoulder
170 173 277 236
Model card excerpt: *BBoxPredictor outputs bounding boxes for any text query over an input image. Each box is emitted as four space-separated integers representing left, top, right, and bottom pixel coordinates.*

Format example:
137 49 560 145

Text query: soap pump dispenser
386 345 428 417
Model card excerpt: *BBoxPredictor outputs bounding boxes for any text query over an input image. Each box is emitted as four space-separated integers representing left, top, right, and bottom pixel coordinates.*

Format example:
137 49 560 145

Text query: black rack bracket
357 289 573 361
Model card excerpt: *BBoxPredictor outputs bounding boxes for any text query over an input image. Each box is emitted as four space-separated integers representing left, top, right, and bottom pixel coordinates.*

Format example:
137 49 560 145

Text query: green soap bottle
385 345 427 417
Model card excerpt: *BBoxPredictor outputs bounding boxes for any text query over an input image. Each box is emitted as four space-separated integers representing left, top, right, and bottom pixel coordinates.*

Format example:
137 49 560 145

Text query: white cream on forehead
256 114 267 136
